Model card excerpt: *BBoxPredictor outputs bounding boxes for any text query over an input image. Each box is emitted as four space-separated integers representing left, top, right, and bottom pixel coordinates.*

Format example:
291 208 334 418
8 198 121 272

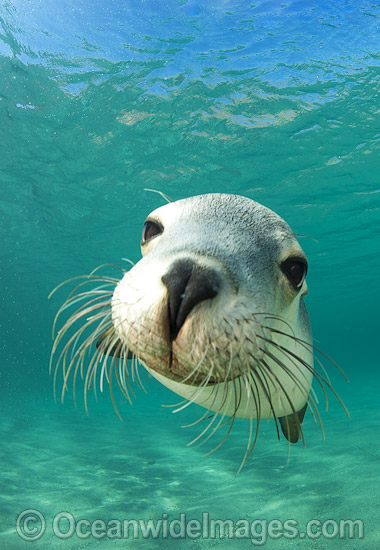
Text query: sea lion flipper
96 327 133 359
278 402 308 443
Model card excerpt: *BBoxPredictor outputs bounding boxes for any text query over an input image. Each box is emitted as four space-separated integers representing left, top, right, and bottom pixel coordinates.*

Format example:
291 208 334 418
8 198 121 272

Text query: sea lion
50 193 347 468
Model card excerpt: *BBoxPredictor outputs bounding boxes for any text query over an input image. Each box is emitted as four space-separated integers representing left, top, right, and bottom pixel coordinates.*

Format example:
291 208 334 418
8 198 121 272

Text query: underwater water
1 0 380 548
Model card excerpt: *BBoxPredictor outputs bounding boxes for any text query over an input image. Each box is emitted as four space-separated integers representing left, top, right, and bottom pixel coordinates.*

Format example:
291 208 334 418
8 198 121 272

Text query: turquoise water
1 0 379 548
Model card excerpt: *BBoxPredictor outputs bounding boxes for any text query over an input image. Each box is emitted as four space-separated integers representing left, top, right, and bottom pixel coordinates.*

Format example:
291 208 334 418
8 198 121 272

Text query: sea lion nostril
162 259 220 340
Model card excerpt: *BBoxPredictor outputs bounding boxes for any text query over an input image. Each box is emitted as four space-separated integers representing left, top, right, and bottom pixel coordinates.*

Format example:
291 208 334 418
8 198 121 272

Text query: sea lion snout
161 258 221 341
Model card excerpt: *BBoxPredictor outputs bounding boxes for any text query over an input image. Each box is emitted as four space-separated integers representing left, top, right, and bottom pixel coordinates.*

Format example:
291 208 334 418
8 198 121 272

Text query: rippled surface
1 1 379 548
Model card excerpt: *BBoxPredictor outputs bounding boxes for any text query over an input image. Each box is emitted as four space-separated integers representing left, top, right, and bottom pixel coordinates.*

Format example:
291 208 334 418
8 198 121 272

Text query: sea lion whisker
125 314 172 388
262 336 349 417
113 345 135 402
204 377 242 457
56 288 113 318
235 374 257 475
121 258 136 268
181 394 219 428
110 342 132 403
261 355 307 441
260 342 326 433
254 363 281 441
254 312 296 337
179 336 212 385
271 329 333 387
131 354 142 392
118 313 169 358
214 344 236 410
96 317 134 394
89 263 127 277
59 314 114 404
144 187 173 204
98 350 114 387
48 272 118 300
90 331 134 405
260 342 317 405
98 341 119 398
121 345 133 395
241 367 257 417
58 318 110 377
312 354 332 387
294 233 318 242
114 343 136 400
122 317 140 389
56 313 111 399
259 335 330 406
244 370 263 459
134 356 147 394
266 354 320 436
175 363 216 416
67 310 112 366
71 319 114 403
84 340 110 403
233 370 261 474
61 300 112 333
161 396 189 409
263 326 349 382
263 324 334 386
195 399 233 451
52 288 113 334
61 309 113 372
53 295 111 346
53 275 117 306
259 358 306 446
211 371 243 431
184 345 234 440
83 343 111 413
130 321 143 388
52 301 112 357
107 351 124 422
60 280 114 313
180 354 213 387
166 344 212 407
174 367 215 415
115 314 165 392
186 386 223 447
177 386 216 425
259 346 323 434
264 350 327 443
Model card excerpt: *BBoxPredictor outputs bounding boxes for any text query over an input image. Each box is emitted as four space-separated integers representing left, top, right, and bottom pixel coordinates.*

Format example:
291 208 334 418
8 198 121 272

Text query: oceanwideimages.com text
16 510 364 546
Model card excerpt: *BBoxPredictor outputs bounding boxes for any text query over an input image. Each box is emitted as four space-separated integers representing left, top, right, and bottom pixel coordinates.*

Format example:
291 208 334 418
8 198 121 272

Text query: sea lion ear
95 327 133 359
278 402 308 443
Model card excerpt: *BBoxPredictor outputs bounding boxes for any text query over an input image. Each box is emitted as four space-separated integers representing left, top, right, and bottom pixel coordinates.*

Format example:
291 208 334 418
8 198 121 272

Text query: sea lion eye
281 257 308 290
141 220 163 244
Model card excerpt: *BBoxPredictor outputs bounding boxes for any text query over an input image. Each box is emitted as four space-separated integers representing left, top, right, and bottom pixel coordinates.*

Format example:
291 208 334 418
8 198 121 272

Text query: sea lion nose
161 258 220 340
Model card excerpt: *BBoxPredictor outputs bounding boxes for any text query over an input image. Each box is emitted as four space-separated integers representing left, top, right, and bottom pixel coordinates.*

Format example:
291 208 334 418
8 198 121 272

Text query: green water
1 1 379 548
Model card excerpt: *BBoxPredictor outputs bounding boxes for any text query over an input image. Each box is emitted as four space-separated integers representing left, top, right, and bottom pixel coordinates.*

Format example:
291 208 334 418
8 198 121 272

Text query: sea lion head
112 194 311 415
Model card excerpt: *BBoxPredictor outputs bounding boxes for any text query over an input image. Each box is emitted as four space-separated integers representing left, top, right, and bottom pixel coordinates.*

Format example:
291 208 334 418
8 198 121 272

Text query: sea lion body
52 193 349 462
